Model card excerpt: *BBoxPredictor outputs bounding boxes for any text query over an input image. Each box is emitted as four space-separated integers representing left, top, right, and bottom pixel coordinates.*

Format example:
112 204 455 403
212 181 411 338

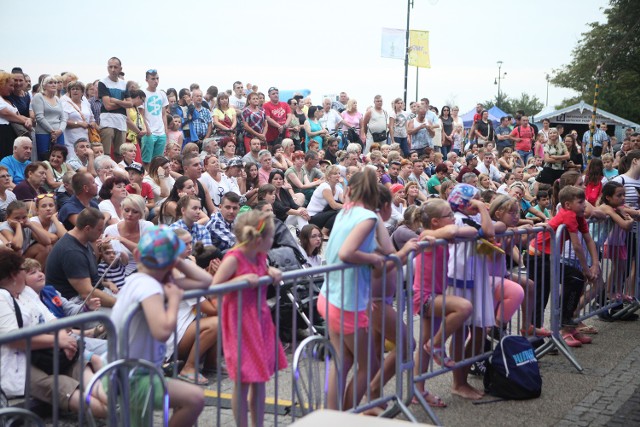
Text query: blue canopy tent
461 105 508 128
277 89 311 103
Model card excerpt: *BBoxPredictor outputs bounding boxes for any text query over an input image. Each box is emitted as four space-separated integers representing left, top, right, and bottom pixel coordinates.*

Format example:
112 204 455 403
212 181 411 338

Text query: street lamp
494 61 506 108
545 74 551 106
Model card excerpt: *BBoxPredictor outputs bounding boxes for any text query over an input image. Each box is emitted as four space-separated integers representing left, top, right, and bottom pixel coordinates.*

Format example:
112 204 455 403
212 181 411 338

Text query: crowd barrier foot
535 336 584 372
203 389 291 415
411 385 442 426
378 395 419 423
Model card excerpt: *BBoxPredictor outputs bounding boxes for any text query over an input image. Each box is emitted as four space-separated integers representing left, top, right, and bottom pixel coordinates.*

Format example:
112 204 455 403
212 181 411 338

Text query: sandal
177 372 209 385
575 324 598 334
520 325 552 338
424 342 455 368
573 332 592 344
562 333 582 348
411 390 447 407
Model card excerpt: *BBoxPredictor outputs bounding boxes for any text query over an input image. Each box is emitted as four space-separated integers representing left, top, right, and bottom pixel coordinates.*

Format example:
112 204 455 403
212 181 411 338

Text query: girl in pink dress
212 210 286 427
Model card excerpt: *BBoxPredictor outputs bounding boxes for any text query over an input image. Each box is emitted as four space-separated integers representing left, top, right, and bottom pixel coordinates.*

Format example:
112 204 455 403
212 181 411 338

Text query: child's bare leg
327 328 352 410
414 317 433 396
231 382 250 427
450 327 483 400
343 327 379 410
249 382 266 427
427 295 473 349
370 302 404 398
167 377 205 427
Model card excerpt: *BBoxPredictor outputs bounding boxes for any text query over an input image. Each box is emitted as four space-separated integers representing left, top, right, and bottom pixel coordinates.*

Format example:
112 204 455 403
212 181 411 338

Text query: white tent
534 101 638 139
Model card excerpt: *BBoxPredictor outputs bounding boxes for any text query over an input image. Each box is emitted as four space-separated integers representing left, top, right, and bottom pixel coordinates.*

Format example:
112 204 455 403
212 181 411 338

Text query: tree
482 92 544 116
552 0 640 123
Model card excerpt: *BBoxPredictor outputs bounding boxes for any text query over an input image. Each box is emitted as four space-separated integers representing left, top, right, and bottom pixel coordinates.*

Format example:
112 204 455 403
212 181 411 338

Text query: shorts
536 167 565 185
317 293 368 335
102 372 165 427
30 358 83 412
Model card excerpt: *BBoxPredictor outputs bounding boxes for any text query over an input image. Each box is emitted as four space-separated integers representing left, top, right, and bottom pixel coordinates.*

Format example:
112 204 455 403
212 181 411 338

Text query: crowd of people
0 57 640 426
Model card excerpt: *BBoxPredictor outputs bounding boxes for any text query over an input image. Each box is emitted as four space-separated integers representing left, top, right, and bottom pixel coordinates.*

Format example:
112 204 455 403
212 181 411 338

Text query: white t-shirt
104 220 154 274
30 216 59 234
389 110 409 138
143 175 172 207
62 97 94 148
111 273 167 366
0 98 18 125
307 183 343 216
143 90 169 135
319 109 342 132
98 77 128 131
229 95 246 110
0 190 17 221
199 172 228 206
98 199 122 223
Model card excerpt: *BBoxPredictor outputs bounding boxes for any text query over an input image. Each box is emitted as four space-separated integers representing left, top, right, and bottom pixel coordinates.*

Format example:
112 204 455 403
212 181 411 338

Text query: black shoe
489 326 507 341
469 361 487 377
597 310 615 322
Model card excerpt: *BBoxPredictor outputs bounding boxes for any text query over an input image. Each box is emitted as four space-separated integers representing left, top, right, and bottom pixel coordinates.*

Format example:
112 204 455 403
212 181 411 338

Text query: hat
227 158 243 169
138 226 185 269
447 183 479 212
125 162 145 175
319 159 332 166
390 183 405 194
465 153 477 163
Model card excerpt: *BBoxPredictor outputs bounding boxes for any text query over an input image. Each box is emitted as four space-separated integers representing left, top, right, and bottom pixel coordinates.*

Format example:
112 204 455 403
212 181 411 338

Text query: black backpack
483 336 542 400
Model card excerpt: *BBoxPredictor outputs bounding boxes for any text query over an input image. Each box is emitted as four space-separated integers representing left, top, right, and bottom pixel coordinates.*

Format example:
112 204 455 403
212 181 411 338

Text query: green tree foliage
552 0 640 122
482 92 544 116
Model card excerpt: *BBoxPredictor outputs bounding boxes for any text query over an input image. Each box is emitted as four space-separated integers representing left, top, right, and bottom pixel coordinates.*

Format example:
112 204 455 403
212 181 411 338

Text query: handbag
11 296 79 375
10 122 31 138
371 130 388 142
347 127 360 143
68 99 101 143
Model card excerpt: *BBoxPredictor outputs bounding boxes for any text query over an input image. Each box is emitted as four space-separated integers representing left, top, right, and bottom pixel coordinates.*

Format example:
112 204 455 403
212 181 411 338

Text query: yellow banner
409 30 430 68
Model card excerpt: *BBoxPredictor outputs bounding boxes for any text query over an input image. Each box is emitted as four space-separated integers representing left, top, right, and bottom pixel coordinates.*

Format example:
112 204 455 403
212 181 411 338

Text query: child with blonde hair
212 210 286 427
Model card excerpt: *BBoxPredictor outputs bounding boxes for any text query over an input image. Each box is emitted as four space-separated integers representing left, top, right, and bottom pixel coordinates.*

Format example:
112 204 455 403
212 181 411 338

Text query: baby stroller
266 220 325 343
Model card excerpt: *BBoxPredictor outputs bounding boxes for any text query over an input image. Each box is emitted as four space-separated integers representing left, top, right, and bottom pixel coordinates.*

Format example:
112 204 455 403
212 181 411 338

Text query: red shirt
511 125 536 152
263 101 291 142
531 208 588 255
126 182 154 202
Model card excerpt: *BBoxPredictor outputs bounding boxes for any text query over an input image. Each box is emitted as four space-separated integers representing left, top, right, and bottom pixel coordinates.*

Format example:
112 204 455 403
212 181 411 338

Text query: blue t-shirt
0 155 30 185
322 206 378 311
604 168 619 180
57 195 99 230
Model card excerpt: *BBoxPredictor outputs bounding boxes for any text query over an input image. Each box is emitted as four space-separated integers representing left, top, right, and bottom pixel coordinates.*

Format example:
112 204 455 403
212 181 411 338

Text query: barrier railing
0 311 117 426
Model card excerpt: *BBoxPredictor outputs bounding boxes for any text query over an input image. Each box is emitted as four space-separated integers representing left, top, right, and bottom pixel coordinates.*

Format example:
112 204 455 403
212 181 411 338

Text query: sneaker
469 361 487 377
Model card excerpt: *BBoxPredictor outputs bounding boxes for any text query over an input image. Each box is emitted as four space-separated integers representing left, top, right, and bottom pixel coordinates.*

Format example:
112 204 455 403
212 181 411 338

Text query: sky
4 0 610 115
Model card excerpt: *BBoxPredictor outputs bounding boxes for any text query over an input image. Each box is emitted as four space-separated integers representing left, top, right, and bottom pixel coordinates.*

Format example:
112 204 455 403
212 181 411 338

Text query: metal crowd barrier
406 226 555 425
0 312 117 426
116 254 413 426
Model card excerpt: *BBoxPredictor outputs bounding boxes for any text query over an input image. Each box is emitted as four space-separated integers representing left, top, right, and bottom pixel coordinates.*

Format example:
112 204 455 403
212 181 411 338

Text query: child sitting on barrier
317 168 384 410
596 181 635 307
412 198 474 406
111 226 212 426
446 183 496 400
530 186 599 348
212 211 287 427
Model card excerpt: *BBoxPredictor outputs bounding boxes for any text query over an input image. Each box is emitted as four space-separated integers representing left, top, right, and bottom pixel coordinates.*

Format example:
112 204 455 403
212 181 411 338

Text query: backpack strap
11 296 23 328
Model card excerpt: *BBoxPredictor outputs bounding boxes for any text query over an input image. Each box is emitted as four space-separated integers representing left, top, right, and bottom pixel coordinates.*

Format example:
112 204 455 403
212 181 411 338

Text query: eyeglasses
146 69 157 74
440 212 455 219
268 87 278 93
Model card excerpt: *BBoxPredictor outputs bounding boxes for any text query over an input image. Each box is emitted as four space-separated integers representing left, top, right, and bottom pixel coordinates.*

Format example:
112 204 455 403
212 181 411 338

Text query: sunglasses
35 193 55 200
146 69 157 74
268 87 278 93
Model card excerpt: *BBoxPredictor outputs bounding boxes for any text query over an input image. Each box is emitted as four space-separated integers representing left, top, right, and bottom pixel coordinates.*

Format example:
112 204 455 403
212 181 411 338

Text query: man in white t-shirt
228 81 246 111
141 70 168 168
476 152 503 182
319 98 343 133
98 57 132 161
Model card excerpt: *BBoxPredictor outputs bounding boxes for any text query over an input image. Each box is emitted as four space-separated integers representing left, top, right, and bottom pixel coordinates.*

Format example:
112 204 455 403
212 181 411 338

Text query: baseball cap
448 183 479 213
125 162 145 175
138 226 185 269
227 158 243 169
465 153 477 163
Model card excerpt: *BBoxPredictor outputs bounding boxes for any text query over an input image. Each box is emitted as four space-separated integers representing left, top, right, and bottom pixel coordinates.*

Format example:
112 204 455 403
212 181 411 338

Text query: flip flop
575 324 598 334
424 342 455 368
178 372 209 385
573 332 592 344
412 390 447 407
562 333 582 348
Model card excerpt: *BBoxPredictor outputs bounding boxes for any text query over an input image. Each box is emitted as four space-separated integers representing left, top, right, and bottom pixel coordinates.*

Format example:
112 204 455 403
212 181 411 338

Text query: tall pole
403 0 413 105
588 66 602 162
415 67 419 101
545 74 550 106
496 60 503 108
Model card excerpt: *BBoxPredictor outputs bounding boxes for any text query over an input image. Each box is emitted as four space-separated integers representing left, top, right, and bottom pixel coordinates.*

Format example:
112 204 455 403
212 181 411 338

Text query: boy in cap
125 162 155 212
110 226 213 426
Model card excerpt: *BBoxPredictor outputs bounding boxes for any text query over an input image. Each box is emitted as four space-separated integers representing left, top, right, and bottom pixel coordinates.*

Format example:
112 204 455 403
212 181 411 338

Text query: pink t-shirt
412 245 447 314
511 125 535 152
341 111 363 131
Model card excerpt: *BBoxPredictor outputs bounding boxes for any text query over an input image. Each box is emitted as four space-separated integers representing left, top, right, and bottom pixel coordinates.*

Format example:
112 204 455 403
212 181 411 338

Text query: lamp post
403 0 414 105
494 61 506 108
545 74 550 106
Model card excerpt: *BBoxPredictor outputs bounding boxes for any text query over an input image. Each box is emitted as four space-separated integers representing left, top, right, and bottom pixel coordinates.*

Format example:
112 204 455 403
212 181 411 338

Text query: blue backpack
483 336 542 400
